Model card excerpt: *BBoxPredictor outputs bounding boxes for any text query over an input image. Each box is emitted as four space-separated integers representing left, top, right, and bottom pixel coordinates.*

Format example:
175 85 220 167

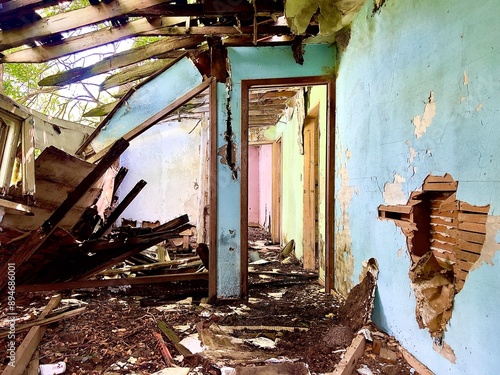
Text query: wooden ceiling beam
1 24 292 64
129 0 283 18
38 36 204 87
1 17 188 63
0 0 72 20
0 0 174 51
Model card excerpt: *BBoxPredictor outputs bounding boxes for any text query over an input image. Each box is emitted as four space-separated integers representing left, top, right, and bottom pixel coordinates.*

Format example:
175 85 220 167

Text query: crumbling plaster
336 0 500 373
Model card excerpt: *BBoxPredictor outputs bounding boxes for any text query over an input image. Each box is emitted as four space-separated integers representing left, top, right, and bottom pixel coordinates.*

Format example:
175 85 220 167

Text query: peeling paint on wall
382 173 407 205
335 148 355 296
413 91 436 139
472 216 500 270
463 71 470 85
379 173 500 360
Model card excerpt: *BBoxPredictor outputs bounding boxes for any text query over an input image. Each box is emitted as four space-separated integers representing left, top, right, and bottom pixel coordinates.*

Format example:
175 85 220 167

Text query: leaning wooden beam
100 58 180 91
88 77 213 163
0 307 86 339
0 0 174 52
0 198 33 215
1 17 188 63
91 179 147 239
38 36 203 87
16 273 208 293
0 138 129 292
1 295 62 375
0 0 65 19
329 334 366 375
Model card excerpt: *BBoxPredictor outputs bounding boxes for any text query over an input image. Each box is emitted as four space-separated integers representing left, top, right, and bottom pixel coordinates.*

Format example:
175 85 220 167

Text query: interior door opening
242 78 335 296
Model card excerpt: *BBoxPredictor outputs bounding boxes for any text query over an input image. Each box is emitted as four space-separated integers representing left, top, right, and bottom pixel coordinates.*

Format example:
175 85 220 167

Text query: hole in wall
379 173 489 338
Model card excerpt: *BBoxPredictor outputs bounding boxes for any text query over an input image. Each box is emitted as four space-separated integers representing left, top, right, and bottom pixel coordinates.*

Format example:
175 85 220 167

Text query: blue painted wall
337 0 500 373
91 57 202 153
216 44 336 298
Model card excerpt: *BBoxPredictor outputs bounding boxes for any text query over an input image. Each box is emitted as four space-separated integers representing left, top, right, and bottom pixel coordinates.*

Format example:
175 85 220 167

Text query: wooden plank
2 17 188 63
0 0 66 19
456 239 483 254
431 231 455 243
1 295 61 375
422 181 458 191
424 174 455 183
459 202 490 214
0 139 129 292
458 221 486 234
430 216 456 226
399 346 434 375
430 240 456 253
87 78 213 162
38 36 204 86
330 334 366 375
455 258 475 272
303 118 317 271
454 268 469 282
0 198 32 215
208 78 217 301
129 1 283 17
16 273 208 293
91 179 147 239
455 229 486 244
0 0 174 51
432 249 455 262
458 212 488 224
0 306 85 339
378 204 412 214
21 117 36 198
454 248 481 263
430 208 456 218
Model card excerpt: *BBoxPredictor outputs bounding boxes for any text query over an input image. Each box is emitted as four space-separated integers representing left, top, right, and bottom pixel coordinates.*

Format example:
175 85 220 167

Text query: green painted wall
336 0 500 373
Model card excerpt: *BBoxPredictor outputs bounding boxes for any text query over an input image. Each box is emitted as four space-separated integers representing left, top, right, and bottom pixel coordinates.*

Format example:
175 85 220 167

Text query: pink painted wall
248 145 260 224
258 144 273 230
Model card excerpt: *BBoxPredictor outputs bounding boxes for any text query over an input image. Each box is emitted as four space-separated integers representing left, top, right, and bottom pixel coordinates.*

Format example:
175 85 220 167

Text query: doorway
241 77 335 296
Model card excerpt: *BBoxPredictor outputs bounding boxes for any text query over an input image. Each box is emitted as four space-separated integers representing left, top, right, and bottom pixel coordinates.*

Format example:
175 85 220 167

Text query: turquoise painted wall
216 45 336 298
91 57 202 153
337 1 500 373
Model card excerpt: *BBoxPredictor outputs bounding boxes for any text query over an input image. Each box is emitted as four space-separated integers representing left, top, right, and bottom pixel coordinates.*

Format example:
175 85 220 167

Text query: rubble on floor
1 237 420 375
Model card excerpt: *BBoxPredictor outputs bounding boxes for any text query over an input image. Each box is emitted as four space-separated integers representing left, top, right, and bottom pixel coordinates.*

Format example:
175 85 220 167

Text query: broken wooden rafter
0 197 33 215
0 306 86 339
128 1 284 18
38 36 203 87
2 17 188 63
0 0 175 52
91 179 147 239
16 273 208 292
1 295 62 375
87 77 214 162
0 138 129 292
97 256 200 276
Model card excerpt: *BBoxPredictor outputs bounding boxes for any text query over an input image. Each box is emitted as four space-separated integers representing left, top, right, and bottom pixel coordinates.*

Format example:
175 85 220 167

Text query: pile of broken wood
0 138 207 296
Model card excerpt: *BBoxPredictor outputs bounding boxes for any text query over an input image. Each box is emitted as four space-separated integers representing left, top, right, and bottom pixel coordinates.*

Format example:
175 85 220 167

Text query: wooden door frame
241 77 336 296
303 116 318 271
271 137 282 244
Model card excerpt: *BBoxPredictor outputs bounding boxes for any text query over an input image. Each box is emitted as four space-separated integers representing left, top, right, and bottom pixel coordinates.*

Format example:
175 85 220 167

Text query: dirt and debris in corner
1 231 415 375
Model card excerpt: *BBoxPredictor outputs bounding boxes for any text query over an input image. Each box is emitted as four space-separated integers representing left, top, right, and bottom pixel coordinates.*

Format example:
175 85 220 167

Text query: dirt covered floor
1 232 416 375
